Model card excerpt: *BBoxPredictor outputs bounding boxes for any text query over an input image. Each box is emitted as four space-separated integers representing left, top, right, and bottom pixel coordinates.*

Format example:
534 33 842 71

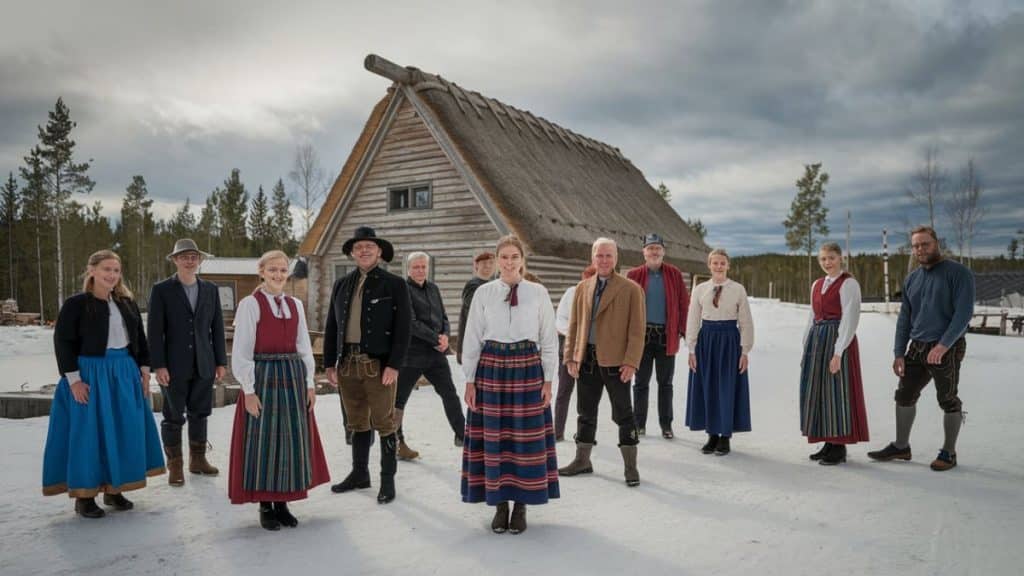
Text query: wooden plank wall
310 99 499 330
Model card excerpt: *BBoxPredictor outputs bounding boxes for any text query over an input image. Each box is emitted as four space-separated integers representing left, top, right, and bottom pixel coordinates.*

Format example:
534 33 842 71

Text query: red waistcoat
812 273 850 322
253 291 299 354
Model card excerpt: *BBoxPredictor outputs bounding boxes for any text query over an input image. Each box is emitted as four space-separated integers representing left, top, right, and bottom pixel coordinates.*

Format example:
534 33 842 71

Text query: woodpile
1 299 41 326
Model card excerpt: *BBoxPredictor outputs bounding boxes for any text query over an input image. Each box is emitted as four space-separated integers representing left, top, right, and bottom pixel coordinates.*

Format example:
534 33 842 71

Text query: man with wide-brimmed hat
148 239 227 486
324 226 412 504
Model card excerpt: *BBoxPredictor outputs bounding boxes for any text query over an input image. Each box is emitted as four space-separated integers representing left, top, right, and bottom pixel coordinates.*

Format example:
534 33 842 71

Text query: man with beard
868 225 975 471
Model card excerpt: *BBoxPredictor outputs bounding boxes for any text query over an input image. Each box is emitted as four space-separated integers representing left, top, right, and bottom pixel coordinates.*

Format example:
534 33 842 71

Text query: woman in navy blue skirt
685 249 754 456
42 250 165 518
461 235 559 534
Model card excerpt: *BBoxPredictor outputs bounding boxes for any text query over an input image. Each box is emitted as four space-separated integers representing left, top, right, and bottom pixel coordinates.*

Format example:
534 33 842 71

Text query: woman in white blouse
227 250 330 530
685 248 754 456
461 235 560 535
798 242 870 465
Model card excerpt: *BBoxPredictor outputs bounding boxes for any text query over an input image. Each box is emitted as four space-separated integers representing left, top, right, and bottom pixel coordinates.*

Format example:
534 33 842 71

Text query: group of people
41 223 974 535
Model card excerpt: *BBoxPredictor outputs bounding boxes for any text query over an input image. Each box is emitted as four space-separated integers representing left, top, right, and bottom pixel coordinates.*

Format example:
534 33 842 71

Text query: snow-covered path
1 300 1022 576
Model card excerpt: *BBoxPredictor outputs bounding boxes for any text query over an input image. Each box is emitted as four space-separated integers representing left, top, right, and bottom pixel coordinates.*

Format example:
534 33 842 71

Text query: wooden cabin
299 54 709 336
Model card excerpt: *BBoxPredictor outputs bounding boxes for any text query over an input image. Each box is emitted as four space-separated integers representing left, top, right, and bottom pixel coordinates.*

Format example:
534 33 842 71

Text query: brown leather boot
620 445 640 487
397 440 420 461
165 445 184 486
189 441 220 476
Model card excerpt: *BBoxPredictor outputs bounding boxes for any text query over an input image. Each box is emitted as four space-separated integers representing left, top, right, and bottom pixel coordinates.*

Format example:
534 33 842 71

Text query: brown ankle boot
397 440 420 461
189 441 220 476
165 445 184 486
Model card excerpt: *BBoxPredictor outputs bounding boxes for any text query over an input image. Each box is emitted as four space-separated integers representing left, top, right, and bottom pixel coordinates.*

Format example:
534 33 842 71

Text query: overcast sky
1 0 1021 256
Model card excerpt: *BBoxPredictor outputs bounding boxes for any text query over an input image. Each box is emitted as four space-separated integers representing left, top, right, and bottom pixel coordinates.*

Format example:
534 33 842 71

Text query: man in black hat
324 226 412 504
148 239 227 486
626 233 690 439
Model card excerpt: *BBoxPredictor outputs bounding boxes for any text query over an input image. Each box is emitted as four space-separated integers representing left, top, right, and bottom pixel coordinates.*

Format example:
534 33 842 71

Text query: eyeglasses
176 254 201 262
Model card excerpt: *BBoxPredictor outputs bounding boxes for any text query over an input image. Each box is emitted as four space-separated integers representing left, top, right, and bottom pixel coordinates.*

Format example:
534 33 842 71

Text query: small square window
388 183 432 212
413 186 431 208
389 188 409 210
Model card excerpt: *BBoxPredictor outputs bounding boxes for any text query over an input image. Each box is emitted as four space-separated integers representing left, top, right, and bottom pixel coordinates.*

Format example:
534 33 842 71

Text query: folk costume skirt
799 319 870 444
228 353 329 504
685 320 752 436
42 348 165 497
461 341 560 506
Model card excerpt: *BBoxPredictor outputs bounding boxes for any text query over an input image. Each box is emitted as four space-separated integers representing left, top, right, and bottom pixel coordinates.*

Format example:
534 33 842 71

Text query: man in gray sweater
869 225 975 471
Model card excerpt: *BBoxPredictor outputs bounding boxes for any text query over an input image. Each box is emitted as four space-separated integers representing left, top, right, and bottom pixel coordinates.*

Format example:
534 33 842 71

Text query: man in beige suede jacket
559 237 646 487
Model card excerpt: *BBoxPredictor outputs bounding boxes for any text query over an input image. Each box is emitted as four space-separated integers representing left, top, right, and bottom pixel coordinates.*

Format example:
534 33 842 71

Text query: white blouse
231 290 316 394
685 279 755 354
461 279 559 384
555 285 577 336
801 275 862 355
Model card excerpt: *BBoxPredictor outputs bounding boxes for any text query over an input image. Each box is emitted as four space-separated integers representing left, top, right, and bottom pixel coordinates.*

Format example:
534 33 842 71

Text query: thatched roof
302 55 709 269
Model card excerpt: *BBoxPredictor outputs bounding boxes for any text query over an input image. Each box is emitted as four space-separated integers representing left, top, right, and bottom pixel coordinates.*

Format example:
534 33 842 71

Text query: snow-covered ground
0 325 57 392
1 299 1022 576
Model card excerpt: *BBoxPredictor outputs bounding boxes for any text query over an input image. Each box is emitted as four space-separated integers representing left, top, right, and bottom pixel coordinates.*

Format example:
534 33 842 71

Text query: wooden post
364 54 413 84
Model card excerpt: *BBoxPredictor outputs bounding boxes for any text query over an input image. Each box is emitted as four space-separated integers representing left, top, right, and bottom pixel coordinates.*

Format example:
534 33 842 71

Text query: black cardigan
54 291 150 377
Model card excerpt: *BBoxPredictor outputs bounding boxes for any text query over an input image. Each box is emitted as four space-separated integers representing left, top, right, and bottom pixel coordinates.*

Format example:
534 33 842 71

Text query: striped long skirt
685 320 752 436
461 340 559 506
228 353 330 504
799 320 870 444
42 348 165 497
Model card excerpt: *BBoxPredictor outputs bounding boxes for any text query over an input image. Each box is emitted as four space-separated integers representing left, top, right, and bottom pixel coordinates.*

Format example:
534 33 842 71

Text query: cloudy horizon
2 0 1021 256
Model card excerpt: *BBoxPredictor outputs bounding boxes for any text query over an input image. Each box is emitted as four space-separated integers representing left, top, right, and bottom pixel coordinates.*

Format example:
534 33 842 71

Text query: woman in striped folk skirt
229 251 330 530
461 236 559 534
799 243 869 465
685 249 755 456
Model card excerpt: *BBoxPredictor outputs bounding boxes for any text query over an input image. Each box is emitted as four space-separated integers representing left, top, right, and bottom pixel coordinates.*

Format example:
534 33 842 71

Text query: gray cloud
0 0 1021 255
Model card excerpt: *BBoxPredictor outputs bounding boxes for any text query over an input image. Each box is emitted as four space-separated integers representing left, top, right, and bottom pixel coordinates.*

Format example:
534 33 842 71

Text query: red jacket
626 262 690 356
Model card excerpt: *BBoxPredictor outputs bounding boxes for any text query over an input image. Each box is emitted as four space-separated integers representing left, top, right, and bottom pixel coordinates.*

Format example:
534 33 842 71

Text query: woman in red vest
798 242 870 465
228 250 330 529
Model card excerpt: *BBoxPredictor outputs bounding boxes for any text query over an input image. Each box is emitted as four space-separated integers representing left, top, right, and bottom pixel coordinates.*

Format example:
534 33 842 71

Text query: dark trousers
632 325 676 431
554 334 576 439
896 338 966 413
396 353 466 438
161 372 214 446
575 346 639 446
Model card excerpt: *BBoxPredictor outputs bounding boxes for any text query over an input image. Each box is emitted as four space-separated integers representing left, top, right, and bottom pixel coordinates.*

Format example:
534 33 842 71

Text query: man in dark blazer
148 239 227 487
324 226 411 504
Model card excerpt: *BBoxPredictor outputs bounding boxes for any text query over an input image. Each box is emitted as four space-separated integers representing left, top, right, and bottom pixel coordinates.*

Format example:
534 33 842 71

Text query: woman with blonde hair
461 235 559 534
228 250 330 530
685 248 754 456
799 242 869 465
43 250 165 518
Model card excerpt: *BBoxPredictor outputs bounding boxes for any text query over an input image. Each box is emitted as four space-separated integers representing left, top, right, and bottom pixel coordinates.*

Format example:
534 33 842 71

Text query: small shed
299 54 709 334
198 258 307 322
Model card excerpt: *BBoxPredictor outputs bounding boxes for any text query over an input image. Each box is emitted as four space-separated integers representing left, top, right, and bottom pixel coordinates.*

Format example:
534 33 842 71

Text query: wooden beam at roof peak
365 54 419 84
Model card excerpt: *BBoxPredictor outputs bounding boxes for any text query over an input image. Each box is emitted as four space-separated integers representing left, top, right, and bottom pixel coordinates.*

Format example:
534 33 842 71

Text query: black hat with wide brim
342 226 395 262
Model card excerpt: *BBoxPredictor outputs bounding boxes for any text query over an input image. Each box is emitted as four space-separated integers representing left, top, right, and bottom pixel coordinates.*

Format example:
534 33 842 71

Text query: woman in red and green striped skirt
228 250 330 530
799 243 870 465
461 235 560 535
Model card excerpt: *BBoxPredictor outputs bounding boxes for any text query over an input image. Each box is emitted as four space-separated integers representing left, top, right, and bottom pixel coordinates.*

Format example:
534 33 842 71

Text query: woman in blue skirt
42 250 165 518
461 235 559 534
685 249 754 456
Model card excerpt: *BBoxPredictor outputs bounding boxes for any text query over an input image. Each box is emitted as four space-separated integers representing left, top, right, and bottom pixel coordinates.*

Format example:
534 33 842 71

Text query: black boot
332 430 372 493
701 434 720 454
819 443 847 466
102 493 134 511
809 443 831 461
714 436 731 456
75 497 105 519
377 433 397 504
273 502 298 527
491 502 510 534
259 502 281 531
509 502 527 534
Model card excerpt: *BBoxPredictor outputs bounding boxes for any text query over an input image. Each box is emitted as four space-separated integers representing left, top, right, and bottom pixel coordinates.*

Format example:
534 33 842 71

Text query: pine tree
169 197 197 240
686 217 708 241
783 163 830 287
248 185 272 255
20 147 51 322
37 97 94 307
217 169 249 256
656 182 672 202
119 176 154 292
271 178 295 253
1 173 18 299
197 191 220 253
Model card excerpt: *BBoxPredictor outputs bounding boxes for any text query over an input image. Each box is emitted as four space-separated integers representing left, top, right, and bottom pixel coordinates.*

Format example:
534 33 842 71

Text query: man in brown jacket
559 237 646 487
